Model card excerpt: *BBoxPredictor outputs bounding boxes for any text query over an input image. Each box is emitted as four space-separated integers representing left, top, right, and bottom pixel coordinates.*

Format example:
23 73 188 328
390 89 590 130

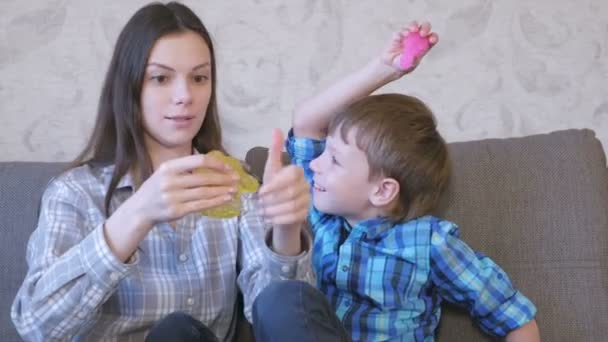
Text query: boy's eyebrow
146 62 211 71
326 140 341 156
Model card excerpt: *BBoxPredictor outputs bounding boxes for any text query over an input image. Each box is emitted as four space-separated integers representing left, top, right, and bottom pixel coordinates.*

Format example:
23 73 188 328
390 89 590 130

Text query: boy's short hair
328 93 451 221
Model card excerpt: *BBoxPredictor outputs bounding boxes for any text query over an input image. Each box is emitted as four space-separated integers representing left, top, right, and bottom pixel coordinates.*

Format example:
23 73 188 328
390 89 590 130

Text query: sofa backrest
246 129 608 341
0 162 68 342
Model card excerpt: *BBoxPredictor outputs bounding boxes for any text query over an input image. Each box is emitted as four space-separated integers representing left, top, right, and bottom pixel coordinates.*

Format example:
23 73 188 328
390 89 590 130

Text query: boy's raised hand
382 21 439 75
260 128 311 230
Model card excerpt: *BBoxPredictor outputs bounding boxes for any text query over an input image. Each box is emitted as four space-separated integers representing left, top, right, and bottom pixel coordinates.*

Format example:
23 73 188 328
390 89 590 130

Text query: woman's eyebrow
146 62 211 71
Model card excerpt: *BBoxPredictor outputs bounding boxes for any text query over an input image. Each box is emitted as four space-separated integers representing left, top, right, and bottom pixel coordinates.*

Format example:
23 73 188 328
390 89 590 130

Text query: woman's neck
152 146 193 170
145 137 193 171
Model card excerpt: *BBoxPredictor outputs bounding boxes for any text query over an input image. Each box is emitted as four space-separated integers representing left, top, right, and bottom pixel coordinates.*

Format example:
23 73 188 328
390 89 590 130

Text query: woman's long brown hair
72 2 225 216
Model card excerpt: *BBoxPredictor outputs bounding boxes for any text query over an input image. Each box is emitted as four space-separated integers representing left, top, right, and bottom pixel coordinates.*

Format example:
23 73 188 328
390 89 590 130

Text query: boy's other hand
381 21 438 78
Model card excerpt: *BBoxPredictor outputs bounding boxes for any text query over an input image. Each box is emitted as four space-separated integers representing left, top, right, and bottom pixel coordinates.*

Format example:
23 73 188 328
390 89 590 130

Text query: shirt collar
115 171 135 190
346 216 395 240
98 164 135 191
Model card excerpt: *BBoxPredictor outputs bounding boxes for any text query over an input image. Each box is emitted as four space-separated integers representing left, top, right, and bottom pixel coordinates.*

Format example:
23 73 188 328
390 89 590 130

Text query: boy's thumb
263 128 285 183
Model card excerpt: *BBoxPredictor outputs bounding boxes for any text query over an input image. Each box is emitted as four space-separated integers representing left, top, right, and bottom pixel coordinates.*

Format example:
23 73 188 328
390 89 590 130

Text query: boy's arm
293 22 438 140
429 220 538 338
506 319 541 342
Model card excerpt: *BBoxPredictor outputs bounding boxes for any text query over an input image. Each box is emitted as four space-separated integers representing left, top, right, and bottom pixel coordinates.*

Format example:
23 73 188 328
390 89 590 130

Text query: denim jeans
146 280 350 342
146 311 219 342
252 280 351 342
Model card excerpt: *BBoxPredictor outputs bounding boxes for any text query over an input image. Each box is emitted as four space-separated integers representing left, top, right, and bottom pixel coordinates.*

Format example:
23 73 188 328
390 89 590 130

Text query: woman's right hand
132 154 239 227
104 154 238 262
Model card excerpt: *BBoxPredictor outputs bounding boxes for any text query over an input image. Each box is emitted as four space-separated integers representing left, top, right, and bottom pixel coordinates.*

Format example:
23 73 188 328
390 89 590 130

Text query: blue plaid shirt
286 130 536 341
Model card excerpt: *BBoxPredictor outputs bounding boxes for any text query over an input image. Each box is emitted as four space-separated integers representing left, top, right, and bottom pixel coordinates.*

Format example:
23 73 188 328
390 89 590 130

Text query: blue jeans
145 311 219 342
253 280 350 342
146 280 350 342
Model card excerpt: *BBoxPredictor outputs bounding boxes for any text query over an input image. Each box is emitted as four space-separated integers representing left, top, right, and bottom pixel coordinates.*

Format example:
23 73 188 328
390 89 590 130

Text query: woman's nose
173 79 193 105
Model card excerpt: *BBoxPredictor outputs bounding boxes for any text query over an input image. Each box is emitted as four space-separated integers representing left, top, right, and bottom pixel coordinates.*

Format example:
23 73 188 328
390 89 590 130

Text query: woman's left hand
259 129 311 230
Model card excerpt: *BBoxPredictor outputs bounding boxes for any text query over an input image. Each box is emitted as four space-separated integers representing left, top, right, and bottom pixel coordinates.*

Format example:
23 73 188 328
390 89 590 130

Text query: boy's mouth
313 182 326 192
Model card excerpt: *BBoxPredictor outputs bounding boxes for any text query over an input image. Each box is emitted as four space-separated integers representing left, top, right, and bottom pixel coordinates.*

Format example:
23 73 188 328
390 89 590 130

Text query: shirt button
110 272 119 282
77 311 87 319
186 297 194 306
281 265 291 274
341 265 349 272
179 253 188 262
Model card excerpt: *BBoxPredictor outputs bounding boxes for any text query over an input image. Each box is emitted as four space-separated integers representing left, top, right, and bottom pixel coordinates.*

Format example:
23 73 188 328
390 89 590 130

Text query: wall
1 0 606 161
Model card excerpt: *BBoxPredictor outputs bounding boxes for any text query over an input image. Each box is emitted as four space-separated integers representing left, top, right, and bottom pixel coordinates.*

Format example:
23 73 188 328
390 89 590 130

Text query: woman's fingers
178 194 235 217
262 193 310 220
259 165 305 195
263 208 310 226
169 171 239 190
159 154 233 175
170 186 236 203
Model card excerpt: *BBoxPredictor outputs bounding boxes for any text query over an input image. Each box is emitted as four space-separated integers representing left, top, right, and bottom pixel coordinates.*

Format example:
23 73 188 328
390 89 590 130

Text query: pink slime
400 32 431 70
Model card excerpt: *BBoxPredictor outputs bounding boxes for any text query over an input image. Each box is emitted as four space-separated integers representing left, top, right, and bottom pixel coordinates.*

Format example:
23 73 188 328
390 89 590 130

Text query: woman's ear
369 177 400 208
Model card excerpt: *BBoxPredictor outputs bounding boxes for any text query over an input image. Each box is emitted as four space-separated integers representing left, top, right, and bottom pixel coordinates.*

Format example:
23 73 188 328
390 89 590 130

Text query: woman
11 3 348 341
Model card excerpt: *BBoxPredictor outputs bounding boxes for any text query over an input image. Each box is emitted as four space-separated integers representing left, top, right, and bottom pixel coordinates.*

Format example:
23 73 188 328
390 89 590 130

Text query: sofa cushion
0 162 68 342
433 129 608 341
245 129 608 341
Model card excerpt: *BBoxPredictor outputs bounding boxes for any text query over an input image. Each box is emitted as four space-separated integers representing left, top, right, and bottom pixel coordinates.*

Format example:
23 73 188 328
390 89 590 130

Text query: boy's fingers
419 22 432 36
408 21 419 32
392 31 402 42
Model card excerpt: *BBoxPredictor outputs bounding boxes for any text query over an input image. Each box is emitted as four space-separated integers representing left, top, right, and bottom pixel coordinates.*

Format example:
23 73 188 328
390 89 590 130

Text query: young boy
287 22 540 341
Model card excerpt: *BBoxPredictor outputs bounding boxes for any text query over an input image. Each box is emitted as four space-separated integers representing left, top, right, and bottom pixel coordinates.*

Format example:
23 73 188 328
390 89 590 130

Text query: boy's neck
344 206 389 227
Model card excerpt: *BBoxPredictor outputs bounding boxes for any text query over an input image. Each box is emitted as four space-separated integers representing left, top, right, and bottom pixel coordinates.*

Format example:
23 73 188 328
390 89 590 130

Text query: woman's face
140 30 212 156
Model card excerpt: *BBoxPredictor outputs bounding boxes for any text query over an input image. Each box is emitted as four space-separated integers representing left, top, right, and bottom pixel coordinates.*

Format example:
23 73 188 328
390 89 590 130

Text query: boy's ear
369 177 400 208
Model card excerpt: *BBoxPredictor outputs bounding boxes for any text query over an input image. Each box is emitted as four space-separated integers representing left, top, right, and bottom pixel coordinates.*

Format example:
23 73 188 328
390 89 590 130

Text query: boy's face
309 129 381 225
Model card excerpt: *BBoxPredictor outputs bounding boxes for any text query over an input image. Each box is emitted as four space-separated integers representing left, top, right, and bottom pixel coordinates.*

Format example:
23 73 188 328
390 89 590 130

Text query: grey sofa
2 129 607 341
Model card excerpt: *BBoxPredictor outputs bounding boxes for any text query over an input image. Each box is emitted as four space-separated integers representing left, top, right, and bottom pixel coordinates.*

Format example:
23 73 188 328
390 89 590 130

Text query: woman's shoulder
44 163 114 199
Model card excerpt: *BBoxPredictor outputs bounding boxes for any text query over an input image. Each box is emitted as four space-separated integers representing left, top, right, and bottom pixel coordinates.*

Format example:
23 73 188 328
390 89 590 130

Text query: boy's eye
331 155 340 165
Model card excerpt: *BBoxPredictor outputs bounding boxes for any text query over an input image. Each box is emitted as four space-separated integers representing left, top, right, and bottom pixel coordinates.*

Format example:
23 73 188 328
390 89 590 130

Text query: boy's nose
310 156 321 173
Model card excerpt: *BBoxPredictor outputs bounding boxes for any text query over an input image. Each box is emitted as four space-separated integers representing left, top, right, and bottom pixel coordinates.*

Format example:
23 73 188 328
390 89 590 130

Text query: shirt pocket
366 255 415 308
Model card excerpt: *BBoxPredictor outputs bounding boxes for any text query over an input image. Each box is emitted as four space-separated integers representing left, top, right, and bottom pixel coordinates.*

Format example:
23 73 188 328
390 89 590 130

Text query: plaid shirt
286 130 536 341
11 163 314 341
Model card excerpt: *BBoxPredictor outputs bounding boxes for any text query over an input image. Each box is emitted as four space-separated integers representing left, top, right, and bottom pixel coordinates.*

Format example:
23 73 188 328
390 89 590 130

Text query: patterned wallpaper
1 0 607 162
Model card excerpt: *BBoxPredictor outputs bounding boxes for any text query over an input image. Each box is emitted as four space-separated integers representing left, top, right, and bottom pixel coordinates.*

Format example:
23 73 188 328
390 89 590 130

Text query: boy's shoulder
366 215 460 248
390 215 459 236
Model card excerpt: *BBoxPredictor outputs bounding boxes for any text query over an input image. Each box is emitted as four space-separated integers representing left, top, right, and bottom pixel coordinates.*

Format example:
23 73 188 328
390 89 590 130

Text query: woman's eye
193 75 209 83
151 75 168 83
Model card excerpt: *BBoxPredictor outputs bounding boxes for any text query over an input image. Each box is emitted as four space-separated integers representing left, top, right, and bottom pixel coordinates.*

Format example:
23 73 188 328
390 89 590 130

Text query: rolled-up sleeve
285 128 325 187
429 220 537 337
236 192 314 322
